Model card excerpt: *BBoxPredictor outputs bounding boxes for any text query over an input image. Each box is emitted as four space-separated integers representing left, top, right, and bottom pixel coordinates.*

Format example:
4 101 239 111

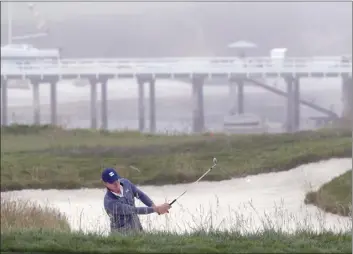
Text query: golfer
101 168 170 234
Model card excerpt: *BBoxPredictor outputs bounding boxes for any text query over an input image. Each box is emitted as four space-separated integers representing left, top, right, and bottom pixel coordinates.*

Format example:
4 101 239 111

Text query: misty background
1 1 351 57
1 1 352 132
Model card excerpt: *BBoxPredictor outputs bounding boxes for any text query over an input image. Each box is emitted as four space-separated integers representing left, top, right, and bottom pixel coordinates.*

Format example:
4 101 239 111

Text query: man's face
105 179 121 193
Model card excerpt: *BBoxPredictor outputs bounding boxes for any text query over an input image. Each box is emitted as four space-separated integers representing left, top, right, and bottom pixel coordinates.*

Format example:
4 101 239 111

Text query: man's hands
152 203 171 215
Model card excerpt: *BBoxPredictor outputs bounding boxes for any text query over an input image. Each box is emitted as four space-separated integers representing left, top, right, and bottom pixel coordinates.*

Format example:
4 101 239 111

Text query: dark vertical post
89 78 97 129
32 80 40 125
293 77 300 131
237 80 244 114
138 79 145 132
192 76 204 133
285 76 294 133
228 81 237 114
50 79 58 126
149 79 156 133
101 79 108 130
1 78 8 126
341 75 353 126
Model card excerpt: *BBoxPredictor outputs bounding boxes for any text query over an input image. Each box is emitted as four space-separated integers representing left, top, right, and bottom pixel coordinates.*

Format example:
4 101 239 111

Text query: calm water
5 78 343 133
2 158 351 235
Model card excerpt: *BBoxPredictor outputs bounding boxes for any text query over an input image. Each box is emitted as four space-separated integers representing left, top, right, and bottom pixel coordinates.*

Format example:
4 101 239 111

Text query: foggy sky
1 1 352 57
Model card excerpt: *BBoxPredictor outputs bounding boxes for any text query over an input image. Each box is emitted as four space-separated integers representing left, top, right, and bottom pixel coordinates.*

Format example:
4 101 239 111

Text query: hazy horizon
1 1 351 132
1 1 351 57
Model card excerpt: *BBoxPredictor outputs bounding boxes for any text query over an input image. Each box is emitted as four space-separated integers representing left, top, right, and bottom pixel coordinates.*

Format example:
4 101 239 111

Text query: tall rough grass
1 202 351 253
0 194 351 253
305 170 352 216
1 197 70 232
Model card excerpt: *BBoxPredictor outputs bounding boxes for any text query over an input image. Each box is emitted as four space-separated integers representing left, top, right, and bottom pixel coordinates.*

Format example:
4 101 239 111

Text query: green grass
1 229 351 253
1 124 352 191
305 170 352 216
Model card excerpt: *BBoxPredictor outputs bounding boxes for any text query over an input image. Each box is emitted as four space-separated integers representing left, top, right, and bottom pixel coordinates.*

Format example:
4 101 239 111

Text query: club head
213 157 217 165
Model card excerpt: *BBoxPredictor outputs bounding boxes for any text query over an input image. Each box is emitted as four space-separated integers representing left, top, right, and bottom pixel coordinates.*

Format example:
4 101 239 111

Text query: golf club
169 157 218 206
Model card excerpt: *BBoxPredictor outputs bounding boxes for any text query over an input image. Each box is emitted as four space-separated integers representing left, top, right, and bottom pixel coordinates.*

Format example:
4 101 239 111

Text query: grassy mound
1 124 352 191
1 197 70 232
305 170 352 216
1 229 351 253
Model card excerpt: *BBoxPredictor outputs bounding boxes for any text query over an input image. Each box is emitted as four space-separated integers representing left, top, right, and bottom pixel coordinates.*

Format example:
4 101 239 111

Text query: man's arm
126 180 171 215
108 199 155 215
128 180 154 207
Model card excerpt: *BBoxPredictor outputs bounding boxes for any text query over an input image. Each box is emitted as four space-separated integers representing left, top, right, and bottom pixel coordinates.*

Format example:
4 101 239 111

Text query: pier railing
1 57 352 76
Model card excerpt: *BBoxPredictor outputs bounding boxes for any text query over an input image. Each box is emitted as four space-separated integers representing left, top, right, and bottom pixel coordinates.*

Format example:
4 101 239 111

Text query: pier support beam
138 79 145 132
192 76 205 133
229 79 245 114
50 79 58 126
237 80 244 114
285 77 293 133
293 77 300 131
149 79 156 133
228 82 237 114
89 78 98 129
101 79 108 130
32 80 40 125
341 75 353 125
285 76 300 132
1 78 8 126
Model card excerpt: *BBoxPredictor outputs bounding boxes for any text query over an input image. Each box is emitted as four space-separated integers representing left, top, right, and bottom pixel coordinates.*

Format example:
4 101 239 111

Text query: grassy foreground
305 169 352 216
1 124 352 191
1 229 351 253
1 197 351 254
1 194 350 253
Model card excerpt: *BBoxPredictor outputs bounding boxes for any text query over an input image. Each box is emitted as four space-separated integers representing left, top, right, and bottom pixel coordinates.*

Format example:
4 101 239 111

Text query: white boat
1 44 60 59
1 44 61 89
223 113 269 134
1 44 60 69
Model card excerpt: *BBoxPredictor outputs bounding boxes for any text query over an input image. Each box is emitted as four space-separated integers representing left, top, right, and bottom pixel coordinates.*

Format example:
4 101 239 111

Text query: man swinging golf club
101 168 171 234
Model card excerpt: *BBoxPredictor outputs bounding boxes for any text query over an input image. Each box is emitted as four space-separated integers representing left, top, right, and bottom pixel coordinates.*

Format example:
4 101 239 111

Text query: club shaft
169 163 216 206
194 168 211 183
